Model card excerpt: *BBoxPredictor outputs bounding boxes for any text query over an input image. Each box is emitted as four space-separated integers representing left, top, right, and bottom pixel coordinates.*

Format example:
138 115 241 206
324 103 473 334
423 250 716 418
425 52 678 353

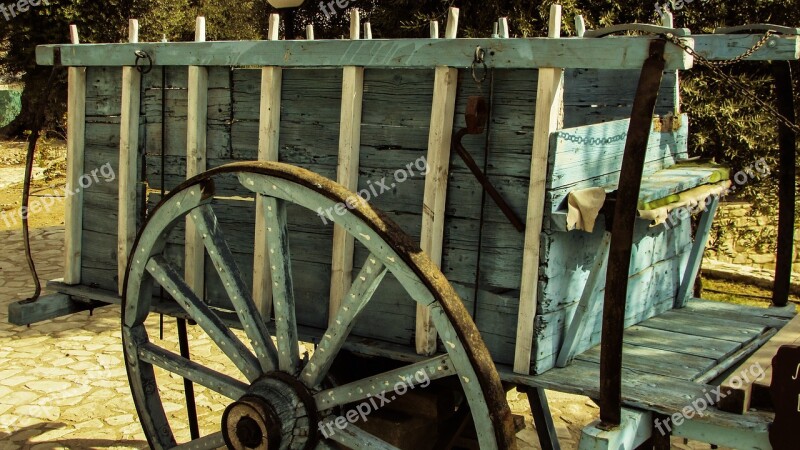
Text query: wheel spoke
173 432 225 449
190 204 279 373
260 195 300 373
146 256 262 383
321 421 401 450
301 254 387 388
139 343 249 400
314 355 455 411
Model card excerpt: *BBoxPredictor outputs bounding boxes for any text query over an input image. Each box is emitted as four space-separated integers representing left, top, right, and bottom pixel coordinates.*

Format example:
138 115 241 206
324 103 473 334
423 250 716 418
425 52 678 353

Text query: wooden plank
35 37 696 70
330 8 365 327
546 115 689 193
718 313 800 414
683 298 792 329
416 7 459 356
640 308 767 342
692 34 800 61
675 195 719 308
514 4 564 375
117 19 141 295
578 343 717 380
64 24 86 285
253 13 282 319
624 325 741 360
185 17 209 299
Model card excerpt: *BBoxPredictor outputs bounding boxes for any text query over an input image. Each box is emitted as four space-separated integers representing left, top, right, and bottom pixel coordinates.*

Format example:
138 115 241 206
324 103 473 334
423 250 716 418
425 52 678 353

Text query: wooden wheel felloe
122 161 516 450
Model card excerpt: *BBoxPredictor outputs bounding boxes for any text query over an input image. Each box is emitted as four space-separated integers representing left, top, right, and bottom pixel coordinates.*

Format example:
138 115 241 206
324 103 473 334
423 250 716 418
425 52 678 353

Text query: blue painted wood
36 37 694 70
675 196 720 308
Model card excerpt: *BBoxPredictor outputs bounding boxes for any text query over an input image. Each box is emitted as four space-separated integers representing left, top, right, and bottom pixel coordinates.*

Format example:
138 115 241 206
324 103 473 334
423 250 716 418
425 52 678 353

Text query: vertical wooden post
498 17 510 39
514 5 564 374
574 15 586 38
430 20 439 39
306 24 315 40
660 11 681 112
118 19 141 295
253 13 283 319
329 9 366 325
64 25 86 286
416 7 459 356
771 61 796 308
185 17 209 298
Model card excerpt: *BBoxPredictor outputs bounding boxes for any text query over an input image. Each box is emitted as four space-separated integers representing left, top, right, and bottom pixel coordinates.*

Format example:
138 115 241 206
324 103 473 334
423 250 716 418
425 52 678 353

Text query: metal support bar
771 61 796 308
526 387 561 450
599 39 667 427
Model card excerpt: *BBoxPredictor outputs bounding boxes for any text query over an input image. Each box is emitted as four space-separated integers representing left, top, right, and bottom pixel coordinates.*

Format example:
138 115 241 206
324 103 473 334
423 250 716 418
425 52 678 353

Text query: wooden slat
416 7 459 356
577 343 717 380
718 313 800 414
35 37 696 70
676 196 719 307
185 16 209 298
117 19 141 295
639 308 767 342
514 4 564 374
683 298 793 329
253 13 282 319
623 325 741 360
329 8 365 326
64 24 86 285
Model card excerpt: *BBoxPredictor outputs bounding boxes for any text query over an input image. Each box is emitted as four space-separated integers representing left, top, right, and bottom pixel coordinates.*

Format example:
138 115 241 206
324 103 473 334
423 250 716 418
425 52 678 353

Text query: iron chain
556 131 628 146
663 32 800 135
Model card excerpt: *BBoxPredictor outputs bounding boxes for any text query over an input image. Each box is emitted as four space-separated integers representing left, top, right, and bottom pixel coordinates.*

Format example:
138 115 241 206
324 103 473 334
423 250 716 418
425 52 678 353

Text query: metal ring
471 46 488 85
134 50 153 74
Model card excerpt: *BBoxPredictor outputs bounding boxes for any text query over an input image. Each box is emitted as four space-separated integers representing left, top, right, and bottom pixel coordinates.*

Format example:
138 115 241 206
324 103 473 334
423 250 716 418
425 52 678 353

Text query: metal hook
134 50 153 74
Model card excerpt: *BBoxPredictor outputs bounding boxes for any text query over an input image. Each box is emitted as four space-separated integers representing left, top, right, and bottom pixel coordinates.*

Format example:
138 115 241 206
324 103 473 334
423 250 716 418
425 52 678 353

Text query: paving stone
24 380 74 394
13 404 60 421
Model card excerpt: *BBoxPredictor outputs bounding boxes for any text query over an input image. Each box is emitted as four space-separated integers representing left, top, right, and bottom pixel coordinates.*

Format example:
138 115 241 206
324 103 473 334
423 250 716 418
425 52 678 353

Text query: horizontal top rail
36 37 694 70
692 33 800 61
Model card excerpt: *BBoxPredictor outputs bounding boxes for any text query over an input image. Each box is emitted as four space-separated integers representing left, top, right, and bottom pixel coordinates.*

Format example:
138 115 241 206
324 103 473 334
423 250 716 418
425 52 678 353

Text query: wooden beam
64 24 85 285
416 7 459 356
514 4 564 374
117 19 141 295
253 13 283 319
35 37 696 70
675 195 719 308
185 16 209 299
329 8 365 326
692 34 799 61
8 294 100 326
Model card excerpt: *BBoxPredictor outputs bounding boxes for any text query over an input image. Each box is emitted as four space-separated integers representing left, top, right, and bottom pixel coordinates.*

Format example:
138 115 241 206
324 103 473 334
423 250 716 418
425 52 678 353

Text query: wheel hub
222 373 319 450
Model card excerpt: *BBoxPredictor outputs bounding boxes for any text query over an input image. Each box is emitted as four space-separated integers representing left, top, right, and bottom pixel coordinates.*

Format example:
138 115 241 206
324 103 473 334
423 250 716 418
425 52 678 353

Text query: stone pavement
0 226 718 449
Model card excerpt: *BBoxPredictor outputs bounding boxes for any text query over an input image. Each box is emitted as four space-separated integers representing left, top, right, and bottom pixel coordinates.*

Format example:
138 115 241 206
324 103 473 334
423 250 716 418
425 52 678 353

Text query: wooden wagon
11 5 800 449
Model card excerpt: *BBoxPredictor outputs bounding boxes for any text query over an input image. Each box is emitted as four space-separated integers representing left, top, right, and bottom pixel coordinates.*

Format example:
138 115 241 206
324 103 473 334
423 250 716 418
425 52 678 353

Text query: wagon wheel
122 161 517 450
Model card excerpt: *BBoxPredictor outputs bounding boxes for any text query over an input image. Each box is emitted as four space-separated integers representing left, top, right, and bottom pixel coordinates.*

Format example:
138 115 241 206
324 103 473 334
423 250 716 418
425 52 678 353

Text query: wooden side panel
78 63 690 371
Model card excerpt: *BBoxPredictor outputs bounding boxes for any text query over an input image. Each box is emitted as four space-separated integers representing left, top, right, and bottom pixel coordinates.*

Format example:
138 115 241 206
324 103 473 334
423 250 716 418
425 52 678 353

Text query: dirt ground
0 139 781 449
0 140 67 232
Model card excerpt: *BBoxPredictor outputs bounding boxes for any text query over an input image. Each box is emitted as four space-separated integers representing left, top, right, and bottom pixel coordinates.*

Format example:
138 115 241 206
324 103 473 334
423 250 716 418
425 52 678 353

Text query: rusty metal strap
598 38 667 428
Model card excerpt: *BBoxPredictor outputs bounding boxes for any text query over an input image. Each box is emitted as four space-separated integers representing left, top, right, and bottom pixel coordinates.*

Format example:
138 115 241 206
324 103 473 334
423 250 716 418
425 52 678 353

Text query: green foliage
0 0 797 216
